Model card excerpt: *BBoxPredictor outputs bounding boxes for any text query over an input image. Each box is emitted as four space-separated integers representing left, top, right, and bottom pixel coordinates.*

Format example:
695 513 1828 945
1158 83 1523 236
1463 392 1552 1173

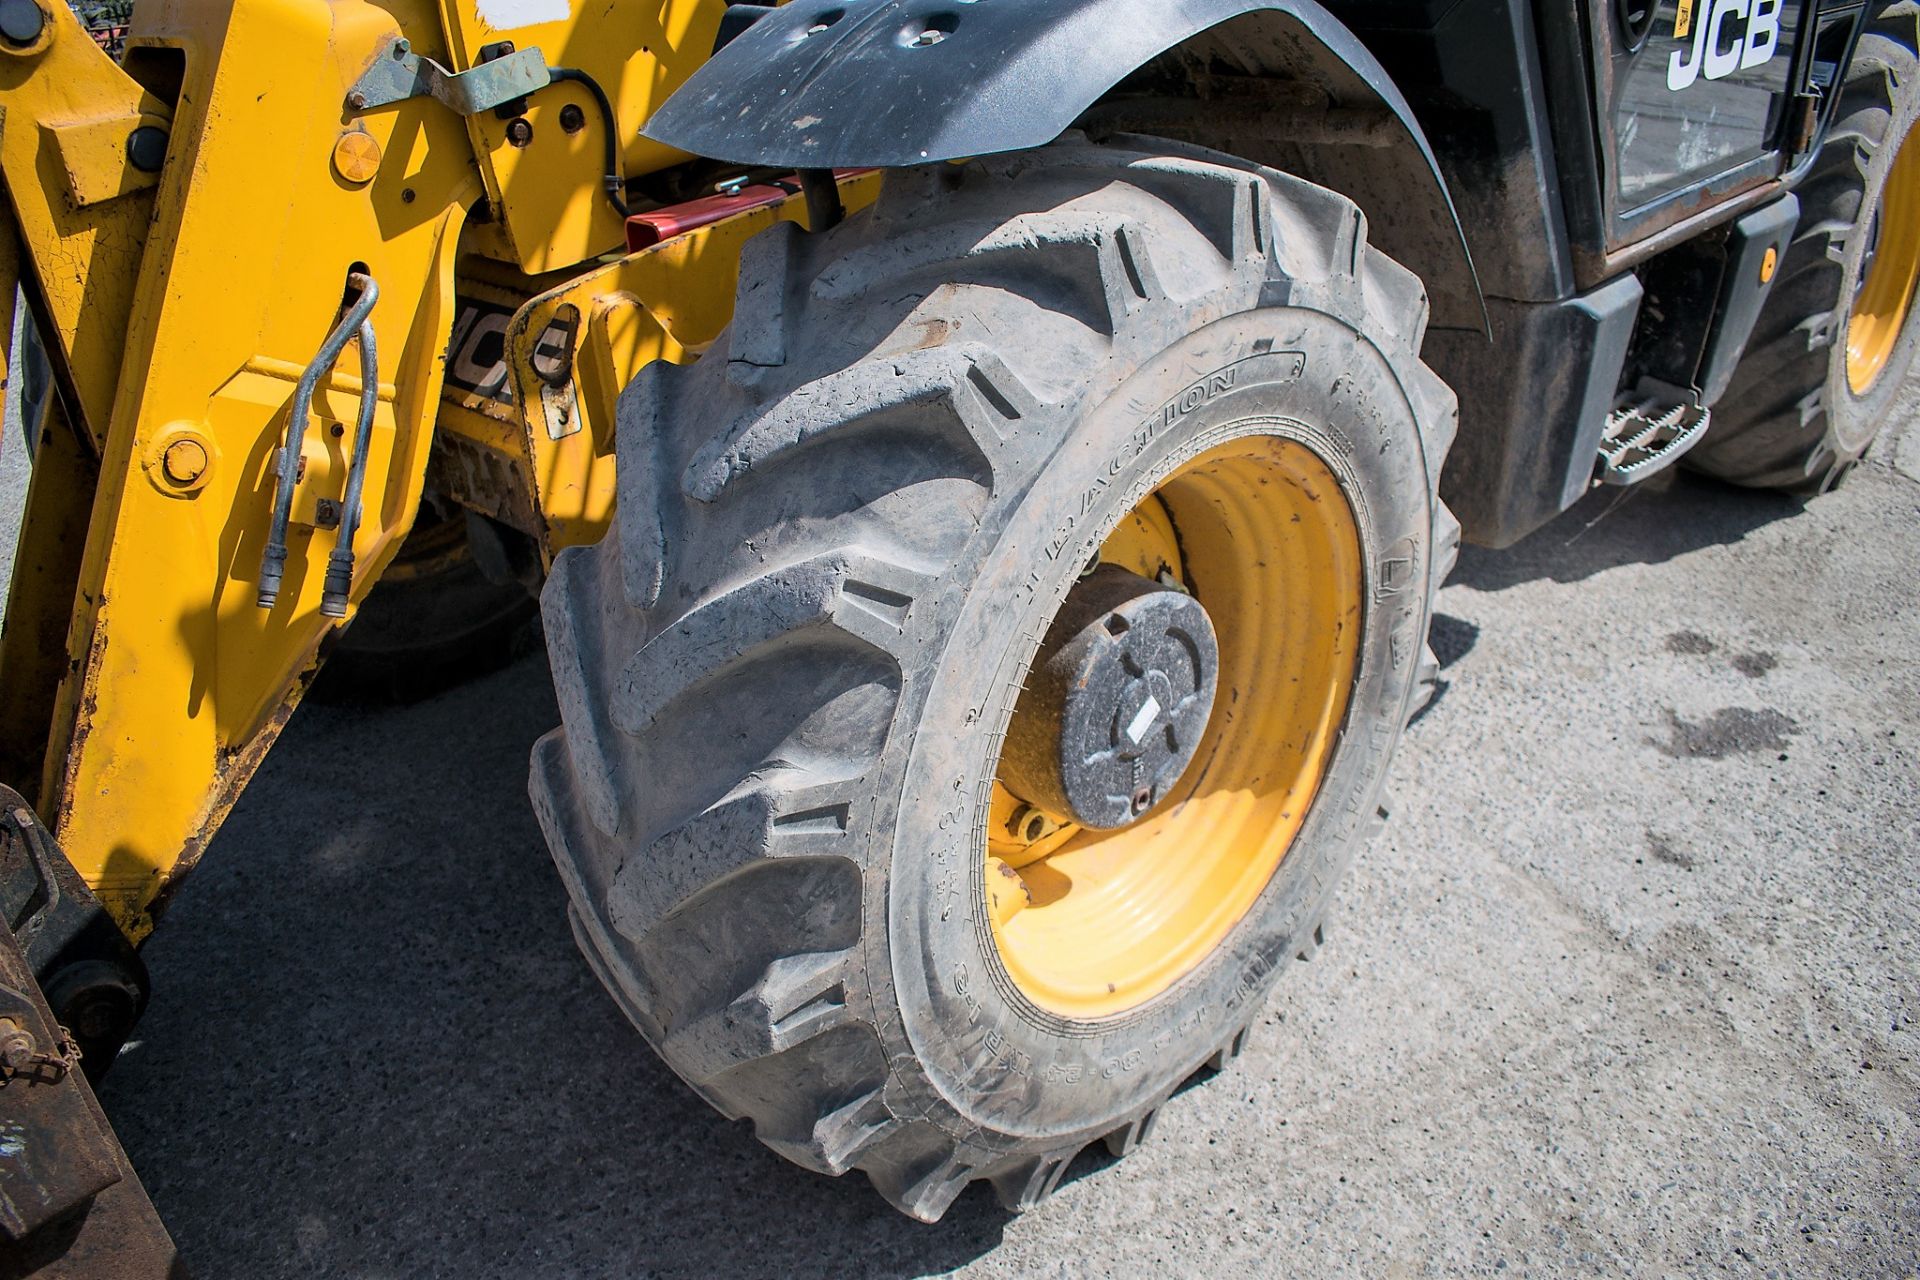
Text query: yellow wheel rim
1848 122 1920 396
985 435 1364 1019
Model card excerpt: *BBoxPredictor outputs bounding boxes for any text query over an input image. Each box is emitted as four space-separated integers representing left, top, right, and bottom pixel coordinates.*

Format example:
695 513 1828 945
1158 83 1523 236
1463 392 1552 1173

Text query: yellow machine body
0 0 860 937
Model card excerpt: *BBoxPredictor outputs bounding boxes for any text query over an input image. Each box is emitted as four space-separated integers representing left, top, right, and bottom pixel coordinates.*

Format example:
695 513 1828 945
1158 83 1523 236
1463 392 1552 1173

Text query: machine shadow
93 462 1815 1278
98 658 1006 1280
1446 467 1806 592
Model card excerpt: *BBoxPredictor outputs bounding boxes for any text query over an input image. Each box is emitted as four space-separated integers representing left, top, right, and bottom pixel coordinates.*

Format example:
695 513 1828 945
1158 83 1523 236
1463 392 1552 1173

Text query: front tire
531 139 1457 1219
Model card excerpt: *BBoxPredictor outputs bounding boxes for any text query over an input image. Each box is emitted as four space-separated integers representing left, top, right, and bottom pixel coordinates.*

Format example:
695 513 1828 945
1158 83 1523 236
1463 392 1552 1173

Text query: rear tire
311 506 539 705
531 138 1456 1219
1689 2 1920 492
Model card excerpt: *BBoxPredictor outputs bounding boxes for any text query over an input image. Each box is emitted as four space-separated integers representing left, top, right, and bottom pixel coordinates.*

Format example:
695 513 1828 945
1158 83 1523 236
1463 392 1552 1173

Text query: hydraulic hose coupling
257 542 288 610
257 272 380 612
320 548 355 619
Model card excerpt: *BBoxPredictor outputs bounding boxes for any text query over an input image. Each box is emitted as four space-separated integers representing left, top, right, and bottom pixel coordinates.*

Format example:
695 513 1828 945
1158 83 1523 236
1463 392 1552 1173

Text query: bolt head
126 125 168 174
0 0 44 47
1006 803 1062 845
0 1019 34 1071
162 437 209 485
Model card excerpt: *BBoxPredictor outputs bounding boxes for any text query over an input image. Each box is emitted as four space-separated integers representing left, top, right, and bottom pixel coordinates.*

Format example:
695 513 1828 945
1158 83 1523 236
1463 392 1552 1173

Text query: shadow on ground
1449 467 1804 592
95 458 1832 1279
99 662 1007 1280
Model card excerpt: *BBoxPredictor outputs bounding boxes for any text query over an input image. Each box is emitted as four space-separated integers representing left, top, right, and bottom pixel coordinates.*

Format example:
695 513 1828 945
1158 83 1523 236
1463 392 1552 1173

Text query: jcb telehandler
1 0 1914 1266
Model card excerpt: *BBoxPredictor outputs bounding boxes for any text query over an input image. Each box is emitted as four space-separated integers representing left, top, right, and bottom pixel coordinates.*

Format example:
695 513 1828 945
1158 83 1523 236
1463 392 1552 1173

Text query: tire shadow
99 657 1006 1280
1408 611 1481 724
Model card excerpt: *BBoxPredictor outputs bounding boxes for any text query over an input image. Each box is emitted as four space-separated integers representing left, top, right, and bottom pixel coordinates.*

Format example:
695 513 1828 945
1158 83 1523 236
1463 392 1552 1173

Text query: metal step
1596 397 1711 486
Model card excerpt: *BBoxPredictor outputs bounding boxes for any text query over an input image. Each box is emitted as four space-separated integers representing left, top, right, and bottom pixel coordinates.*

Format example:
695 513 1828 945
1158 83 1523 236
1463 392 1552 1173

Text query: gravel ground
5 351 1916 1276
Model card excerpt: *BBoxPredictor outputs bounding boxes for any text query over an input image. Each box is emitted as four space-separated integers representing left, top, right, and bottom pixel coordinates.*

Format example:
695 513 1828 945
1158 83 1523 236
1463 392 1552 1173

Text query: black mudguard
643 0 1475 302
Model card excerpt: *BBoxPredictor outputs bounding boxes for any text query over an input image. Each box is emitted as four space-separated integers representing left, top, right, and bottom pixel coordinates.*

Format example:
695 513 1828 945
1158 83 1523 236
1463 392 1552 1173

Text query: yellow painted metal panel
1 0 870 940
7 0 483 934
0 4 169 449
42 110 166 209
433 0 730 273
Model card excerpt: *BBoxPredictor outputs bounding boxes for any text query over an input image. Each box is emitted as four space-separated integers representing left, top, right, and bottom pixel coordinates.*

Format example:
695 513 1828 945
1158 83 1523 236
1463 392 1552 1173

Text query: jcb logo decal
444 296 574 405
1667 0 1780 90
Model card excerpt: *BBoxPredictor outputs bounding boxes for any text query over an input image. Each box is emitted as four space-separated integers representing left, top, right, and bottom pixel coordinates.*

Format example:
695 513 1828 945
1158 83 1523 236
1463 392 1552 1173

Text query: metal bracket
346 38 551 116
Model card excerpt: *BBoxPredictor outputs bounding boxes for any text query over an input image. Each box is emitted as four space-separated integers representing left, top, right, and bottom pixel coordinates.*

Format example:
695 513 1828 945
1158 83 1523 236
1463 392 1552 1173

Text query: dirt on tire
530 137 1457 1220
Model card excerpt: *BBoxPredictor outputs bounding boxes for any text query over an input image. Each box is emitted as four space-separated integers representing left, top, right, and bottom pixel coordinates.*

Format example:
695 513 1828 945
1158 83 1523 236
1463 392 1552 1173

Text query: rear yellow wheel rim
985 434 1364 1019
1848 123 1920 396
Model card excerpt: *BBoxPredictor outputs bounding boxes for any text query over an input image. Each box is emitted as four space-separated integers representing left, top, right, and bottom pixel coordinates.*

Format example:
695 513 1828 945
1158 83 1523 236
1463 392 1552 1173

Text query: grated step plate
1597 398 1711 486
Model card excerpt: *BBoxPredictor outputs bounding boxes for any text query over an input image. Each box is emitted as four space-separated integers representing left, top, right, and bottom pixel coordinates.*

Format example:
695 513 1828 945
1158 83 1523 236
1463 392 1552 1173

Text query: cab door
1595 0 1806 246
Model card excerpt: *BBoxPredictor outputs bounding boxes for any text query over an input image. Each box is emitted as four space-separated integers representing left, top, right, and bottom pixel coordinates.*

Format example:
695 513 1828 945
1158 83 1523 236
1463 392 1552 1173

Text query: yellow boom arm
0 0 878 940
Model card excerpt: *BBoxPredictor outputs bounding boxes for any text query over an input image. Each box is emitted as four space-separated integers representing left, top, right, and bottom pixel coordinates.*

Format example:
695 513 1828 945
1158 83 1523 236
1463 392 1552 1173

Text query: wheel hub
986 436 1365 1019
1000 565 1218 830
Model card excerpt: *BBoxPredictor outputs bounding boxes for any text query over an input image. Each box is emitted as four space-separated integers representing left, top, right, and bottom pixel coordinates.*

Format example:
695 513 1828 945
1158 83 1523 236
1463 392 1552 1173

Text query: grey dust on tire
530 137 1457 1220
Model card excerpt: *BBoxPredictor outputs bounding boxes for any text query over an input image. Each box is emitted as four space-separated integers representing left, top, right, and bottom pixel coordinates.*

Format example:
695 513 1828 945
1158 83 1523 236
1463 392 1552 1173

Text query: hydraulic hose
547 67 630 218
259 273 380 609
321 308 380 619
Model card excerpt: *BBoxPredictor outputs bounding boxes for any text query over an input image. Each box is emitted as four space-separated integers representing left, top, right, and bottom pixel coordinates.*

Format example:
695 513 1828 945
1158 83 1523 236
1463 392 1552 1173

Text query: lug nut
1007 803 1060 845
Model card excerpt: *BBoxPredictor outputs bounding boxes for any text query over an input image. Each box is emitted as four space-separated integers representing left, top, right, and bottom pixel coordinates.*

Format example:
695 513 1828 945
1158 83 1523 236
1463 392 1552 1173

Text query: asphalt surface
4 353 1916 1276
